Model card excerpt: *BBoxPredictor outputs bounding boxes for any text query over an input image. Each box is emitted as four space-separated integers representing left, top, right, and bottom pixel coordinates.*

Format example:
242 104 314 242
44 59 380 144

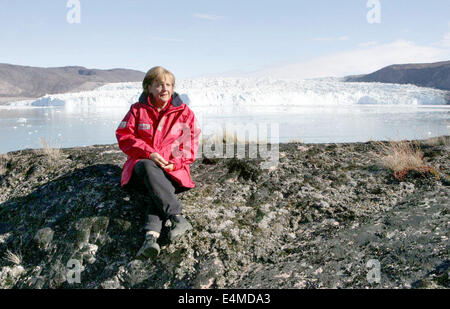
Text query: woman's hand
150 152 168 167
150 153 174 171
162 163 174 171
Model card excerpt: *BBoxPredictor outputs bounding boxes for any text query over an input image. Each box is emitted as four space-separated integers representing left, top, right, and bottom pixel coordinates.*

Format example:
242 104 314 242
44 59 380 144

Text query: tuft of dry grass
377 140 424 171
289 138 304 144
4 249 22 265
422 136 450 148
376 140 439 181
0 153 8 175
38 137 62 164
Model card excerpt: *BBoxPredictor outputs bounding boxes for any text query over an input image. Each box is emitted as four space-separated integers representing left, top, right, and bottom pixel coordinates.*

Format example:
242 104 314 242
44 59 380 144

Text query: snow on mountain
7 77 448 109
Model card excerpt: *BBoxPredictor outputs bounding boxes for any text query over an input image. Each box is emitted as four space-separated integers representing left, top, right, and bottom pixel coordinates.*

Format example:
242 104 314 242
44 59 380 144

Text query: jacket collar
138 92 184 109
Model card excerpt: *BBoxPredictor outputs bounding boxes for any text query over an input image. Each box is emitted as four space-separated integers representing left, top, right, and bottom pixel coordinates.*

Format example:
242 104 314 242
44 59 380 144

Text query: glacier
6 77 448 109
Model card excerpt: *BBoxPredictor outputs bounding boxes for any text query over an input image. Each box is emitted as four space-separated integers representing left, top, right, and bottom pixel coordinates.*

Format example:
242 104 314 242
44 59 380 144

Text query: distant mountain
344 61 450 91
0 64 145 103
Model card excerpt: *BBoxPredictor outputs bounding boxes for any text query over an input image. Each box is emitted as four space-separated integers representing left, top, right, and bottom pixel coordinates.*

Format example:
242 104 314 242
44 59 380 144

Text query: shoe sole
169 224 193 242
138 246 160 260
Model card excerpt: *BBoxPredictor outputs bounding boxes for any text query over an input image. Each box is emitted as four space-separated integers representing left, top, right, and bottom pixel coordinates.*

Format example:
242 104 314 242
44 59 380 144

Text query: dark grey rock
345 60 450 92
33 227 54 251
0 137 448 289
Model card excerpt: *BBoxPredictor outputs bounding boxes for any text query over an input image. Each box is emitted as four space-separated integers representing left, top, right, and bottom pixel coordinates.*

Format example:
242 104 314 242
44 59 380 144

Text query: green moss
255 208 265 223
226 158 261 182
433 272 449 287
325 145 337 151
114 219 131 232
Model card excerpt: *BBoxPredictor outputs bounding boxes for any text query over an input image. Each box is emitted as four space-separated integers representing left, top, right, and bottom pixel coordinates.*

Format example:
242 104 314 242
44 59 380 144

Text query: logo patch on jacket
118 121 127 129
138 123 151 130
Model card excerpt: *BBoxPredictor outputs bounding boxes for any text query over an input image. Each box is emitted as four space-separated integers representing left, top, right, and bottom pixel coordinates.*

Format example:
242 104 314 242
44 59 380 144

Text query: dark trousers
128 159 190 233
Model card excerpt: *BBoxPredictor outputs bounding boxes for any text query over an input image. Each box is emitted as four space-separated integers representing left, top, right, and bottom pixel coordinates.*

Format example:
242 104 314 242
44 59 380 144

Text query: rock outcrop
0 64 144 104
345 61 450 94
0 138 448 289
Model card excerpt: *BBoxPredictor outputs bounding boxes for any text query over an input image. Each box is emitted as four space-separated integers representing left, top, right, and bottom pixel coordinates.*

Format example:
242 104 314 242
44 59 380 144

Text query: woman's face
148 77 174 105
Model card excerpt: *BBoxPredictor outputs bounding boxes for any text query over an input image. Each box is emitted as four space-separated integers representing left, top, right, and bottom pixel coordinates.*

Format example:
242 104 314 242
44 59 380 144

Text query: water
0 103 448 154
0 105 128 154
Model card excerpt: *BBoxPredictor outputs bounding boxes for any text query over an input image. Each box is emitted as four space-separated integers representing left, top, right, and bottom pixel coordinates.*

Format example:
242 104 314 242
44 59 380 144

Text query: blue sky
0 0 449 79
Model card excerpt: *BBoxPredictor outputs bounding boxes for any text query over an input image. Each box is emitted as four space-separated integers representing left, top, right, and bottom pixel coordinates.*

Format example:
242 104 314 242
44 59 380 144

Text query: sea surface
0 104 448 154
1 78 449 154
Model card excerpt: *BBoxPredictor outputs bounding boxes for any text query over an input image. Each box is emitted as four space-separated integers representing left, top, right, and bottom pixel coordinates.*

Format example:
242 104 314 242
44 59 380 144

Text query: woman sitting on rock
116 66 201 259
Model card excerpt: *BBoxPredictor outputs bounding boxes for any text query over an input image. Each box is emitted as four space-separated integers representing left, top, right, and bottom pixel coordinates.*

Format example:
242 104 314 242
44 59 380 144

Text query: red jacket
116 92 201 188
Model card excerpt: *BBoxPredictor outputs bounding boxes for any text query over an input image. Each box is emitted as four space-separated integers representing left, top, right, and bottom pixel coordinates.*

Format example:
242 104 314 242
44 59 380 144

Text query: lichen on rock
0 137 448 289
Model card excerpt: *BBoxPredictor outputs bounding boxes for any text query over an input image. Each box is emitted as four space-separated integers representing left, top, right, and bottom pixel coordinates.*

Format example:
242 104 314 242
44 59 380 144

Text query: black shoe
168 215 193 242
136 234 160 259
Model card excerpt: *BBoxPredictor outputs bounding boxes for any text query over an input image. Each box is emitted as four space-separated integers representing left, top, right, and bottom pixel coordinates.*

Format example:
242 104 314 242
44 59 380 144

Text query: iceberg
7 77 448 109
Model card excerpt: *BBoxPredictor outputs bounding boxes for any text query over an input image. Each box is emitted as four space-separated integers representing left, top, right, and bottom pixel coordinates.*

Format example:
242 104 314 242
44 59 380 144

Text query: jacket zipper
153 106 184 149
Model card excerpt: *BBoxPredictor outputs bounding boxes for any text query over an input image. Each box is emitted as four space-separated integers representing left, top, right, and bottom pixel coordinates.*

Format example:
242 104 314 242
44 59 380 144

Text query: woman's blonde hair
142 66 175 95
